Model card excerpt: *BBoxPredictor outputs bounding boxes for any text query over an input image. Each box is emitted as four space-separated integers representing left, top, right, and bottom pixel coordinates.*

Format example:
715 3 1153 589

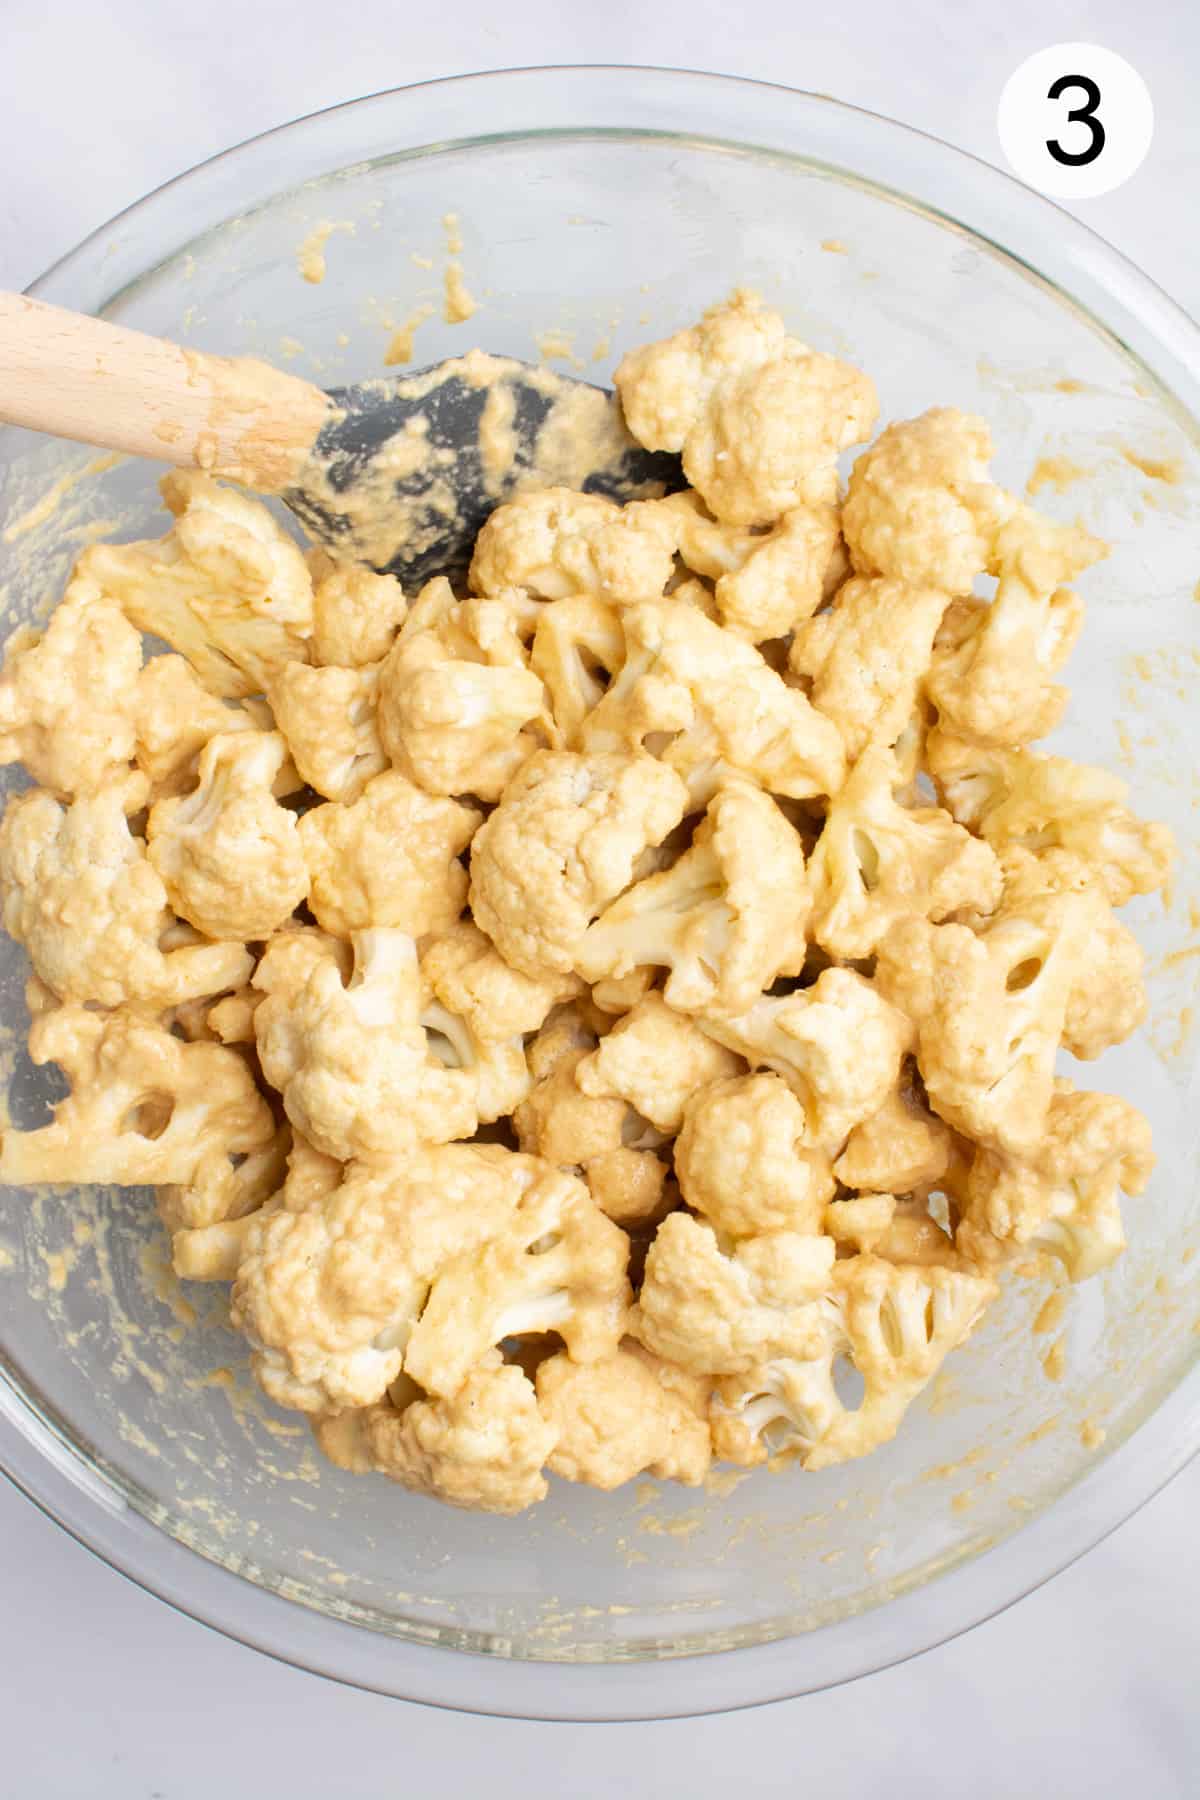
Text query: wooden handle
0 292 333 493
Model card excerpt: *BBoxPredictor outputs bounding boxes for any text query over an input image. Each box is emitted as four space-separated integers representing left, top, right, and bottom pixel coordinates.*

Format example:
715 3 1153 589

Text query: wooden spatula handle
0 292 332 493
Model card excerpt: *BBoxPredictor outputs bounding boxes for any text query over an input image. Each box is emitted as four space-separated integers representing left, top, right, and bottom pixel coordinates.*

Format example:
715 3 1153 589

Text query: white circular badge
997 43 1153 199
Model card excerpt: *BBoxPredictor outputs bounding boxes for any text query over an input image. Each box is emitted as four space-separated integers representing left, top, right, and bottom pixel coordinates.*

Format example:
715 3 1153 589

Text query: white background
3 2 1199 1794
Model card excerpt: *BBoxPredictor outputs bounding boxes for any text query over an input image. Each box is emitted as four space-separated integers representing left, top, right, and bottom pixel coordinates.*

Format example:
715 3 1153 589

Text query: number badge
998 44 1153 199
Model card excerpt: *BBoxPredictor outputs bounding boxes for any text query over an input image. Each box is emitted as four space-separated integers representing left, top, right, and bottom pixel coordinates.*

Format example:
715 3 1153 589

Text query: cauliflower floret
875 898 1086 1155
788 575 950 761
530 595 626 750
0 1002 274 1189
307 554 408 668
0 572 142 800
268 661 386 803
985 846 1146 1059
842 408 1015 591
833 1074 954 1195
469 486 677 604
662 490 844 641
230 1144 550 1412
419 993 531 1126
420 918 582 1043
468 750 688 977
696 967 913 1154
616 290 877 525
807 745 1001 959
0 787 251 1009
581 601 846 805
675 1073 834 1239
83 471 313 698
926 512 1103 746
574 994 743 1134
577 780 811 1016
253 927 481 1158
513 1005 668 1228
632 1212 837 1374
711 1254 996 1469
377 614 546 802
147 730 308 940
361 1363 557 1515
299 771 481 939
536 1343 712 1489
134 655 299 802
165 1125 294 1280
957 1081 1155 1281
926 730 1174 908
403 1165 630 1397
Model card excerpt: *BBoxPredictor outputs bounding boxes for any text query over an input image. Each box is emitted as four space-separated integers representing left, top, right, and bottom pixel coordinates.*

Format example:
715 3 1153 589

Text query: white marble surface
2 2 1198 1793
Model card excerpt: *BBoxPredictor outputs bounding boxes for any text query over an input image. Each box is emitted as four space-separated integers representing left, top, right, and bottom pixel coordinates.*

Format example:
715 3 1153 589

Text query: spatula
0 293 684 586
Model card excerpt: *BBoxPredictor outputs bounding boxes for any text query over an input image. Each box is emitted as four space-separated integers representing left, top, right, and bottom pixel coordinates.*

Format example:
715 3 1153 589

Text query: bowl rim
4 61 1200 1720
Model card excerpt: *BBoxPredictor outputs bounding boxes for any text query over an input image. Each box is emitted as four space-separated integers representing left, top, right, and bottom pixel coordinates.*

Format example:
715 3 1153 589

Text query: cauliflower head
577 780 811 1017
789 574 950 762
696 967 914 1154
0 572 142 801
616 290 877 524
0 786 251 1009
581 600 846 805
573 992 743 1134
299 771 481 939
675 1072 834 1239
147 730 308 940
83 472 313 697
468 749 688 977
807 745 1002 960
536 1343 712 1489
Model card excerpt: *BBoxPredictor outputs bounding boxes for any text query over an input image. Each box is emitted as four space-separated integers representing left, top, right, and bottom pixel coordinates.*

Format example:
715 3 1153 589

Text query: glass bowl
1 67 1198 1722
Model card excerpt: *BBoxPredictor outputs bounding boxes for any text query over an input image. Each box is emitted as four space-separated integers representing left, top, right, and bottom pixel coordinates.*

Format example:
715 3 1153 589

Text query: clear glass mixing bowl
1 67 1198 1721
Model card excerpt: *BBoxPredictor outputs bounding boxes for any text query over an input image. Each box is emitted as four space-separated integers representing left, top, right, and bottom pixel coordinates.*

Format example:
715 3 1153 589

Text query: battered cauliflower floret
632 1212 837 1374
468 750 688 978
377 612 545 801
985 846 1147 1059
165 1125 294 1281
403 1165 631 1398
711 1254 996 1469
83 471 313 698
536 1343 712 1489
229 1144 549 1412
696 967 913 1154
530 595 626 750
146 730 308 941
616 290 877 525
0 1002 274 1189
675 1073 834 1239
875 897 1086 1155
0 573 142 800
134 655 299 803
268 660 386 803
662 490 844 641
299 771 481 939
833 1074 954 1195
420 918 582 1043
581 601 846 805
788 575 950 761
842 408 1015 591
926 512 1104 746
470 485 678 605
307 554 408 668
807 745 1002 960
253 927 482 1158
957 1081 1155 1281
513 1005 668 1228
926 730 1174 908
361 1363 556 1515
574 993 743 1134
577 780 811 1016
0 787 251 1009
